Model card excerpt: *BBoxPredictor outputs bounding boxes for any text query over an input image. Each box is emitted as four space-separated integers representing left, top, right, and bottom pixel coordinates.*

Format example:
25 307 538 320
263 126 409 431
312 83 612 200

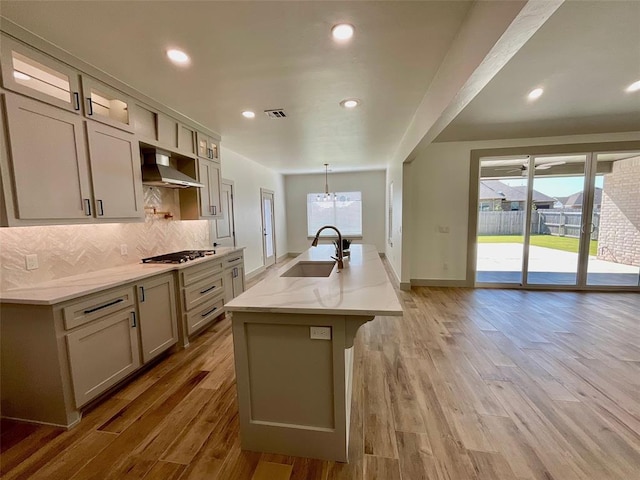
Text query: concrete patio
477 243 639 286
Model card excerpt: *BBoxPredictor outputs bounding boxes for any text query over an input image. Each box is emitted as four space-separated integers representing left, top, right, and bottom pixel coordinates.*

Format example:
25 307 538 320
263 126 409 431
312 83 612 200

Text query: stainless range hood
141 150 204 189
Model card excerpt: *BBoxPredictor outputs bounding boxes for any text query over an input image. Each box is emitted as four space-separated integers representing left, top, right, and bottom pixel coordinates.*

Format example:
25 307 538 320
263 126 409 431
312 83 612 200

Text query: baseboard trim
411 279 470 287
246 265 266 281
400 282 411 291
276 253 290 263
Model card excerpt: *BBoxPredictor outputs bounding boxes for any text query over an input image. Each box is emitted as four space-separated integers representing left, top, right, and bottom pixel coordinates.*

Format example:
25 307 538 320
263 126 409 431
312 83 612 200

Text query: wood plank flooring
1 266 639 480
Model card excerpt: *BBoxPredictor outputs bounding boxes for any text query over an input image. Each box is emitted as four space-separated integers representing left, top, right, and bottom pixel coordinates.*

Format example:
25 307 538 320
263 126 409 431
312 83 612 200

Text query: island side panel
232 311 373 462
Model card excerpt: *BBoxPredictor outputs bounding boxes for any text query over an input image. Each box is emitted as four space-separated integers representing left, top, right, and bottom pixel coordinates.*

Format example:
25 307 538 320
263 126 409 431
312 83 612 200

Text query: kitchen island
225 244 403 462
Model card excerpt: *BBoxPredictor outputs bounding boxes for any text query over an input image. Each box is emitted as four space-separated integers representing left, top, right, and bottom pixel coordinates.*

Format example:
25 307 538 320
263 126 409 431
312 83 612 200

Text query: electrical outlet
25 254 39 271
438 225 450 234
310 326 332 340
120 244 128 256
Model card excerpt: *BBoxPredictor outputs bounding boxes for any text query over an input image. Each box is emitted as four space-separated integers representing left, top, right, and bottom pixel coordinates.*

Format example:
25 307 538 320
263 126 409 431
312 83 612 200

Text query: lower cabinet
178 258 225 341
66 307 140 408
0 251 245 427
223 252 245 303
137 273 178 363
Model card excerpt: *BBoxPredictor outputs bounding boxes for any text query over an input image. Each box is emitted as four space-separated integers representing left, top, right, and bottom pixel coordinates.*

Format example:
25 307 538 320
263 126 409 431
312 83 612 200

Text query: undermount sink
280 260 336 278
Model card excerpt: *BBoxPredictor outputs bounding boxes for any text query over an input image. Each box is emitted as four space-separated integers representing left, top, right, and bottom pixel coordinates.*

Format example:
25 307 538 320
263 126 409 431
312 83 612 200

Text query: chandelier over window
317 163 337 201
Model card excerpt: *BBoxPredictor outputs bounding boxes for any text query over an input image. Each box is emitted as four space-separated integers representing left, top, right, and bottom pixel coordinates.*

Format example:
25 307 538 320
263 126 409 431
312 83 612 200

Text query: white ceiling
436 1 640 142
0 1 472 173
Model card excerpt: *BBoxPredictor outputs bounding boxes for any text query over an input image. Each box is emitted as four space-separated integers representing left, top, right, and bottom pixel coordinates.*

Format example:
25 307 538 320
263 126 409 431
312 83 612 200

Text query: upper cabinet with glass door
0 35 81 113
81 76 133 132
196 131 219 160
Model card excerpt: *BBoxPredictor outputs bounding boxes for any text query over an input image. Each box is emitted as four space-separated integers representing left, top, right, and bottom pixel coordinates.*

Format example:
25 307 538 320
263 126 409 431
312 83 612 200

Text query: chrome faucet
311 225 344 269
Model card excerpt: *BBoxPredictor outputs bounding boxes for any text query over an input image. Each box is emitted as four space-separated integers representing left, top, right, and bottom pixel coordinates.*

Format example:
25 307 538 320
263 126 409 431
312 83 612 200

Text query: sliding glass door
525 154 588 286
476 150 640 289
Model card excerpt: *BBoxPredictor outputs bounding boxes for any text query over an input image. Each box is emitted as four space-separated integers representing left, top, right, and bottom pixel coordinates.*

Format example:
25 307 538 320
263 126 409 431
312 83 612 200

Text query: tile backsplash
0 187 212 290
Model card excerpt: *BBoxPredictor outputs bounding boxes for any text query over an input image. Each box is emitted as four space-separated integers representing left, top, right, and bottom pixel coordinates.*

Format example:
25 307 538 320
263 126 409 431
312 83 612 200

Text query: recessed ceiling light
332 24 354 41
527 88 544 101
340 98 360 109
13 71 30 80
242 111 255 118
166 48 190 65
625 80 640 93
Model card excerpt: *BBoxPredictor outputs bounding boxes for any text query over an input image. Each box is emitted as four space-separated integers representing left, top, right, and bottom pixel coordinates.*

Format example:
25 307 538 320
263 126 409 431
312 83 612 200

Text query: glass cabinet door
81 76 133 132
1 35 81 112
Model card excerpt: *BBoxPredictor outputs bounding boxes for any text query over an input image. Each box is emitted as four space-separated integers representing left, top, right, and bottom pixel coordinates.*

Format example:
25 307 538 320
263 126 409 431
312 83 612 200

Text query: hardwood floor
2 267 639 479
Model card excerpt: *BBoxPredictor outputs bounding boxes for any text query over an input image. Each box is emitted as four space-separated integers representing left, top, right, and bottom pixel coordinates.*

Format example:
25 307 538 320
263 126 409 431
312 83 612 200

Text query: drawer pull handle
199 285 217 295
139 286 145 302
228 257 241 263
131 311 137 328
73 92 80 111
83 198 92 216
84 298 124 314
201 306 218 318
87 97 93 116
97 199 104 216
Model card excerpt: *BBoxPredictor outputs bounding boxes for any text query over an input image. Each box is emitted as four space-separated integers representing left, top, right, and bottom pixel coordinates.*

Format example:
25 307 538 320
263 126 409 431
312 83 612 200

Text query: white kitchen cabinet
66 306 141 407
81 76 133 132
137 273 178 363
2 93 92 221
198 158 222 218
86 121 145 220
0 34 81 113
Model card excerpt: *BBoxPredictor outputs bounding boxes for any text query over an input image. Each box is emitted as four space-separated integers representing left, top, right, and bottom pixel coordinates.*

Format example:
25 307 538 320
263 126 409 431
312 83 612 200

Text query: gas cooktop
141 250 216 264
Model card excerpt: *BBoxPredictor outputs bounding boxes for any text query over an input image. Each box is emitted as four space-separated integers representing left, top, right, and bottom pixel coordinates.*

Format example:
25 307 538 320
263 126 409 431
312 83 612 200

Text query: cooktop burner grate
142 250 215 264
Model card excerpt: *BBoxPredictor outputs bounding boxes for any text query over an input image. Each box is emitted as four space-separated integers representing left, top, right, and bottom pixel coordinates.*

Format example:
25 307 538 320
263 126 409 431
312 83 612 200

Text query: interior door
261 189 276 267
215 180 236 247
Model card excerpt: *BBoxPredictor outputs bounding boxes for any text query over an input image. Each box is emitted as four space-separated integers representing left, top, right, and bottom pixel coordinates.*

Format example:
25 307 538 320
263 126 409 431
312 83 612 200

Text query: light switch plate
120 244 128 256
25 254 38 271
310 326 332 340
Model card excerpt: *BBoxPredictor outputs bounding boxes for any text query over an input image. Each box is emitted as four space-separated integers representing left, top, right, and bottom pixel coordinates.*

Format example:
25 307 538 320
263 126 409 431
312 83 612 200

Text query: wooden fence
478 210 600 239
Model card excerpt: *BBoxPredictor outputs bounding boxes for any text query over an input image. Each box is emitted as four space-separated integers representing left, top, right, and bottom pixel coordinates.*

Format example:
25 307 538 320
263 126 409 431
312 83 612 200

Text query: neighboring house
479 180 556 211
564 187 603 210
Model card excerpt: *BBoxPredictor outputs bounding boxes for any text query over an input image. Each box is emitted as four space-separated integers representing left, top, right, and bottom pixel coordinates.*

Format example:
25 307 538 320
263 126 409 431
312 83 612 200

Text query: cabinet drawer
63 287 135 330
183 275 223 311
180 260 223 287
225 253 244 269
186 296 224 335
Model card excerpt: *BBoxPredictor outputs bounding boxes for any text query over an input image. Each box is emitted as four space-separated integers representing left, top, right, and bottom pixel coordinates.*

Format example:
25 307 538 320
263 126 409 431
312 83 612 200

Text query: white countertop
0 247 244 306
225 244 403 316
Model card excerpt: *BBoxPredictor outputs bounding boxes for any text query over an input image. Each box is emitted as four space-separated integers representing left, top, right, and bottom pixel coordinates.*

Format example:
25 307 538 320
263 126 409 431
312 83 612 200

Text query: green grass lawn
478 235 598 256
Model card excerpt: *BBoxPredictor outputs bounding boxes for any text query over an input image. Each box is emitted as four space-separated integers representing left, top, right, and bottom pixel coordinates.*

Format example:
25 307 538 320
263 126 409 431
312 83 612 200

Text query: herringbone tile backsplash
0 187 212 290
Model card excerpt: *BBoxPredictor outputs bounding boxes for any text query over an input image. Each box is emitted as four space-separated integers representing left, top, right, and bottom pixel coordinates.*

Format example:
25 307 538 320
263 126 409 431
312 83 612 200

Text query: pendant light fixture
317 163 337 201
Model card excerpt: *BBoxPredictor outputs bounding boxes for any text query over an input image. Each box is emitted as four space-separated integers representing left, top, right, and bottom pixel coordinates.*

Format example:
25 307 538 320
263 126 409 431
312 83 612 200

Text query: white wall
219 147 287 276
408 131 640 282
385 162 403 283
285 170 386 254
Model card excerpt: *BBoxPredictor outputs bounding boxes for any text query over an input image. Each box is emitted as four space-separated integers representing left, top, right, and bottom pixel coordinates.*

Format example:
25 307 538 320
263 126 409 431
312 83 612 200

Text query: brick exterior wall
597 156 640 266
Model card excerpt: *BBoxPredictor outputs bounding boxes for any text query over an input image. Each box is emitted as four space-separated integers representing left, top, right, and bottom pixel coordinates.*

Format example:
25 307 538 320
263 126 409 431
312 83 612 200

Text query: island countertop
225 244 403 316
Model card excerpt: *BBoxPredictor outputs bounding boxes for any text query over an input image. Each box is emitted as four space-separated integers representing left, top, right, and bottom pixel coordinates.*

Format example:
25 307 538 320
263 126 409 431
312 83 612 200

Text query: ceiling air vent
264 109 287 119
